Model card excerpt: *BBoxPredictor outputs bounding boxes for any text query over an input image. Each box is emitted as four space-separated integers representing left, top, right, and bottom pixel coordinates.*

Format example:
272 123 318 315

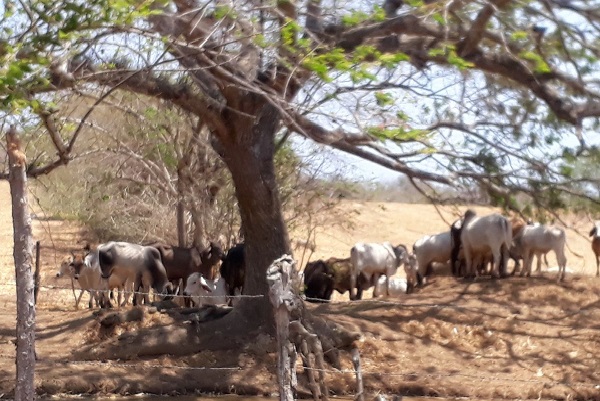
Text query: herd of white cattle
55 210 600 309
302 210 600 302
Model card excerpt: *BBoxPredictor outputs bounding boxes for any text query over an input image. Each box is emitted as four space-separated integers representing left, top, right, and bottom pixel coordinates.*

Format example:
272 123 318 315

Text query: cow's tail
98 247 114 274
146 247 172 297
503 217 512 248
349 246 358 300
500 218 513 276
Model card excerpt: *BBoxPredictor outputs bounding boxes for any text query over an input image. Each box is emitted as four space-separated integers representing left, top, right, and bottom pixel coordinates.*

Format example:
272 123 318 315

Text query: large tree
1 0 600 329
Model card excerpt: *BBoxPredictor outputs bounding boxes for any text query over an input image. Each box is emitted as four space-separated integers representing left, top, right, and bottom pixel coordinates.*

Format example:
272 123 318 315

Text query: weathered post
6 125 36 401
34 241 41 304
267 254 299 401
351 346 364 401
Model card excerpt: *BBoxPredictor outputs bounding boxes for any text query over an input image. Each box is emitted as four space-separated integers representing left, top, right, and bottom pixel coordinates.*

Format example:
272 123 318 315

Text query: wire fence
1 275 600 399
1 281 600 315
0 352 598 392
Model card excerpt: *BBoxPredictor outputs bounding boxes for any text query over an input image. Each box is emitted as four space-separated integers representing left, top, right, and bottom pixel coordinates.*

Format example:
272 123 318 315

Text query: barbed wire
0 282 264 300
1 281 599 314
0 353 597 391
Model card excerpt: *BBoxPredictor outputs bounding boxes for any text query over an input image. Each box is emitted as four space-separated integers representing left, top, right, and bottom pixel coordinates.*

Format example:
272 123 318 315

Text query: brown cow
303 257 373 302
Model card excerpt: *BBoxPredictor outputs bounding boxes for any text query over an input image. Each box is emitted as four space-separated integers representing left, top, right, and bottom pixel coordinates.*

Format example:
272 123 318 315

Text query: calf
374 275 407 298
219 243 245 297
56 252 108 309
97 241 173 305
589 221 600 277
513 224 567 281
183 272 228 306
303 257 373 302
460 210 512 279
350 242 409 298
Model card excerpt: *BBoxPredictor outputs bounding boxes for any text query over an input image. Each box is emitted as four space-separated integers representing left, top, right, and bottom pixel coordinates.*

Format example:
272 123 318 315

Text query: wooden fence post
34 241 41 305
351 346 364 401
7 125 36 401
267 254 299 401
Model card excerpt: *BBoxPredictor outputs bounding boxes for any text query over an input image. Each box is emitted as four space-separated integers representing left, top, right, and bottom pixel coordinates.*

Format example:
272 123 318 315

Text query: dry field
1 180 600 400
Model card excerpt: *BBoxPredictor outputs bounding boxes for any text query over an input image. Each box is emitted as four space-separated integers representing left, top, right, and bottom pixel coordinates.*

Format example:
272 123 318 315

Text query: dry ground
1 181 600 400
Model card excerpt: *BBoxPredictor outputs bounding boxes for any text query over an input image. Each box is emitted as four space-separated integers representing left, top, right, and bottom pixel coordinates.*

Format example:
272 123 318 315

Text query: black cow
219 243 246 298
303 257 373 302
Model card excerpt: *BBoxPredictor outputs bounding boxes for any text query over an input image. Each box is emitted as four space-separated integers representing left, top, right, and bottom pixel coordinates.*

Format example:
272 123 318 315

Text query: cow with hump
97 241 173 305
460 210 512 280
349 242 410 299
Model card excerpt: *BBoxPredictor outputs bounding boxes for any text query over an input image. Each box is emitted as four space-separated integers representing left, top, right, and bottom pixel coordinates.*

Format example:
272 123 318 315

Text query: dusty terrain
1 181 600 400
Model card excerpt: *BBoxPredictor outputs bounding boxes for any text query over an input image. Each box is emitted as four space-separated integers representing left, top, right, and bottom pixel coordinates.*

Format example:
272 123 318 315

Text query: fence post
267 255 298 401
351 346 364 401
6 125 36 401
34 241 41 305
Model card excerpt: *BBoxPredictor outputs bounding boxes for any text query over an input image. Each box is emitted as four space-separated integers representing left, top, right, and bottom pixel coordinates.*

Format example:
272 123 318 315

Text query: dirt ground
1 181 600 400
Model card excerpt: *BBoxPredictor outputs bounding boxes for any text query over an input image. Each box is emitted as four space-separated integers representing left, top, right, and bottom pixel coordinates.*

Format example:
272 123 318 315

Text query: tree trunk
6 126 36 401
218 100 290 331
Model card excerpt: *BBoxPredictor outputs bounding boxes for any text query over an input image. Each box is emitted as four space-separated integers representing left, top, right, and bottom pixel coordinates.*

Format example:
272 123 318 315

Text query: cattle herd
56 240 246 308
55 210 600 309
303 211 600 302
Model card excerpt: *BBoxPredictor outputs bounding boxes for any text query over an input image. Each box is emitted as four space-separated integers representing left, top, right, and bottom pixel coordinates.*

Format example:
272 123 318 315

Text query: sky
292 136 403 184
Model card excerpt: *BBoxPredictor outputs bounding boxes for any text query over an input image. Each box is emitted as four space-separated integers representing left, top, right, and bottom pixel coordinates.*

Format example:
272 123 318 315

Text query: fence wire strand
1 277 599 395
0 353 597 390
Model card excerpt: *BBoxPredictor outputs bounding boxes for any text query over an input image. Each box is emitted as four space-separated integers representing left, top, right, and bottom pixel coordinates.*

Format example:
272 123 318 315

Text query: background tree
1 0 600 330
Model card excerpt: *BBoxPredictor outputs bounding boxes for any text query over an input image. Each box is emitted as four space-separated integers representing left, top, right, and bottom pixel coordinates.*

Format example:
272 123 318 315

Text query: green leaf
302 58 331 82
448 51 474 70
432 13 445 25
367 126 427 141
374 92 394 106
519 51 552 73
511 30 528 41
379 52 410 68
342 10 370 27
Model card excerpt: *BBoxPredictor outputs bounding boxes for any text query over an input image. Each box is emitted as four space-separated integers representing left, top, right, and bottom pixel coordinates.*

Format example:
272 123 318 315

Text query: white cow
97 241 173 305
374 276 408 298
513 224 567 281
413 231 452 281
183 272 228 306
350 242 409 298
460 210 512 279
85 247 135 307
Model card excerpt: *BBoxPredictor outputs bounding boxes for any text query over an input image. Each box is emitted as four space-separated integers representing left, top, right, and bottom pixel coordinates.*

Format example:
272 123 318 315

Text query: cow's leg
385 269 392 297
324 280 334 302
522 250 533 277
535 253 542 272
463 246 473 280
142 271 152 304
349 272 357 301
133 273 142 306
596 255 599 277
355 285 363 300
372 273 380 298
555 248 567 282
490 248 501 279
75 289 85 309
